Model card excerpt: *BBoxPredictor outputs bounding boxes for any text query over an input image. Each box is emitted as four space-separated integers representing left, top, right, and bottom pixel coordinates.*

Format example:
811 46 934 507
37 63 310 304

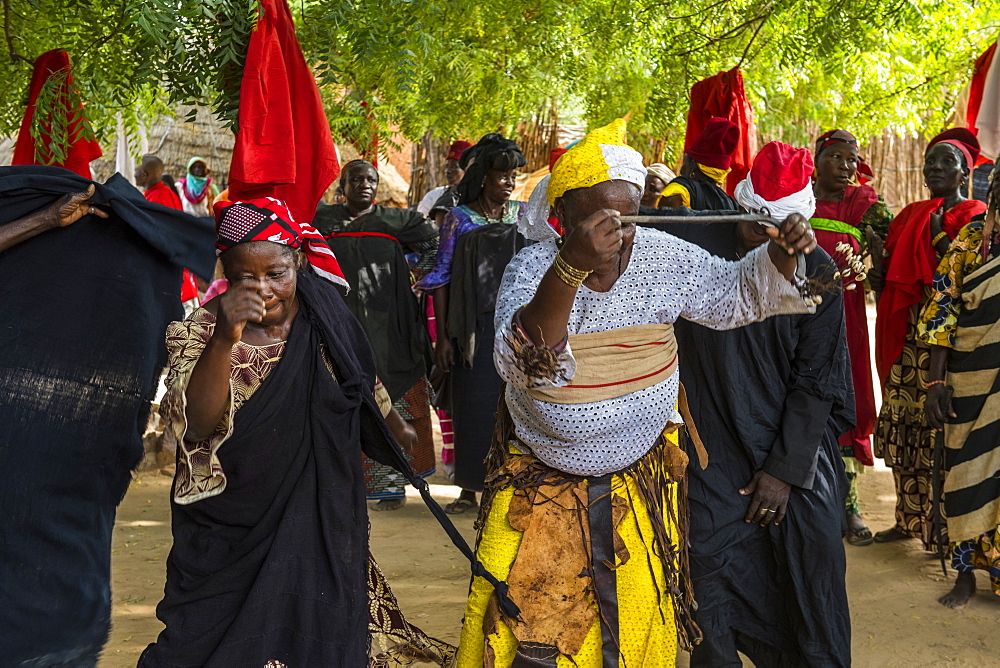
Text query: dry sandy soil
100 309 998 666
100 462 998 667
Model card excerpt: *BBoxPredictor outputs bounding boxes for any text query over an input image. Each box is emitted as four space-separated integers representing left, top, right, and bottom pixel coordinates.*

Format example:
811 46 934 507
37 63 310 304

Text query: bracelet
552 251 591 288
926 379 947 389
931 231 949 247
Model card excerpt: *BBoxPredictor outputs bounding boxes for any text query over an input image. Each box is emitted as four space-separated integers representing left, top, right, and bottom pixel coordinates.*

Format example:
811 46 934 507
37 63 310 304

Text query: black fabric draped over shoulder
313 203 435 401
141 272 509 666
0 166 215 665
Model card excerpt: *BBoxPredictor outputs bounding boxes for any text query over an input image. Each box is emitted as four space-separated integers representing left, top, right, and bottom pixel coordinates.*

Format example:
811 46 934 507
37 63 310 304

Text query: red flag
12 50 102 179
228 0 341 228
684 67 757 195
966 41 996 136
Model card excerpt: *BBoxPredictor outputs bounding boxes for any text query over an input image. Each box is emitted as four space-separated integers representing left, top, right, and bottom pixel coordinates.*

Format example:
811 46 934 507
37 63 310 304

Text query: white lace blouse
494 226 811 476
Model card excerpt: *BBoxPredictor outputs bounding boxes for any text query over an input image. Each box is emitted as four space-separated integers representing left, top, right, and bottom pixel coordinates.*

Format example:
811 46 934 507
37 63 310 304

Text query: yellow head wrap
547 118 647 205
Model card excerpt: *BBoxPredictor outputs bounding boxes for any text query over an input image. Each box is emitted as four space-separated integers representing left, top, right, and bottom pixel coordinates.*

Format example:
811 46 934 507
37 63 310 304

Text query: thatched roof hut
0 105 411 207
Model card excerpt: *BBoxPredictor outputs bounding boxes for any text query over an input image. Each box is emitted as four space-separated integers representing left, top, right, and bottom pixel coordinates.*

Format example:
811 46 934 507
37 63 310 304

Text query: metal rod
619 213 778 227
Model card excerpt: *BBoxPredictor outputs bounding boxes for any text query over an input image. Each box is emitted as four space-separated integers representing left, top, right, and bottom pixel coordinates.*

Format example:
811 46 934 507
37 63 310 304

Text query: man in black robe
313 159 437 404
671 144 854 666
314 159 439 509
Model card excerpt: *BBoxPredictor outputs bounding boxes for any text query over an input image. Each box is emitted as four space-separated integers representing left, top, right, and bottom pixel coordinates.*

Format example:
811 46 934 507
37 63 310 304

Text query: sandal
873 526 911 543
445 497 478 515
846 525 874 546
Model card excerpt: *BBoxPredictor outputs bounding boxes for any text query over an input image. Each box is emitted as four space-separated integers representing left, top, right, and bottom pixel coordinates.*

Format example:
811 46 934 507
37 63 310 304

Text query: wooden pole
619 213 778 227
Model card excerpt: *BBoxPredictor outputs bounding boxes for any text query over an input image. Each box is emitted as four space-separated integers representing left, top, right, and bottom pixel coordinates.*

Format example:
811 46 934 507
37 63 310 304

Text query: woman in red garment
871 128 987 548
810 129 894 546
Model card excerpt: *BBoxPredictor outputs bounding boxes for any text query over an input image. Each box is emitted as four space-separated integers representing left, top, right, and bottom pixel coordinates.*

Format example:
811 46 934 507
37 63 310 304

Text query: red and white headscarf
214 197 349 290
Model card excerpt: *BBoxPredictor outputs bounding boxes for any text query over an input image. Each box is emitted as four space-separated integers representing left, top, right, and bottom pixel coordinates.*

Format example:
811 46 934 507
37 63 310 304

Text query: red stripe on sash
564 354 677 389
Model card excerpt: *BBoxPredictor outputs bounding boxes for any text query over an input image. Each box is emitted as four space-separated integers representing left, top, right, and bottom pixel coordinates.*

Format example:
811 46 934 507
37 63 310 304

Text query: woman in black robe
139 198 452 667
671 219 854 667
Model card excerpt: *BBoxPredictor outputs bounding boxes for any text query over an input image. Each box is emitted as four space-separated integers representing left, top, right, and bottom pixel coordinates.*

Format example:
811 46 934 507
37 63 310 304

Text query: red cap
548 147 569 173
927 128 981 168
687 117 740 170
749 142 814 201
446 140 473 162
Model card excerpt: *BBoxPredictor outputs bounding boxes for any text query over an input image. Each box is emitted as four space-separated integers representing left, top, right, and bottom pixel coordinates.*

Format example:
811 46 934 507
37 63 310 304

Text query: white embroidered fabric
494 226 811 476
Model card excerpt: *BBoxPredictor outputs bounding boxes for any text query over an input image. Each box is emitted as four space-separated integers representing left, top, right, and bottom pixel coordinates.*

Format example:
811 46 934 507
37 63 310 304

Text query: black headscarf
457 133 526 205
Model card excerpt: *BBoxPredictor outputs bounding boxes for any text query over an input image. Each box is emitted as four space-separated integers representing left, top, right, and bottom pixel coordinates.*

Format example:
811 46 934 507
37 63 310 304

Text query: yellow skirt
455 462 679 666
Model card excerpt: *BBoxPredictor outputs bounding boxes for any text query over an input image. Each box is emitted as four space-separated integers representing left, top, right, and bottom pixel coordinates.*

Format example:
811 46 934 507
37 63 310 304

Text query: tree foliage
0 0 997 163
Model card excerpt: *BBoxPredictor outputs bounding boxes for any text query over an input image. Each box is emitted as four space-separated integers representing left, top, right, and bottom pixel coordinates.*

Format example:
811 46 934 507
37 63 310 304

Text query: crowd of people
2 110 999 667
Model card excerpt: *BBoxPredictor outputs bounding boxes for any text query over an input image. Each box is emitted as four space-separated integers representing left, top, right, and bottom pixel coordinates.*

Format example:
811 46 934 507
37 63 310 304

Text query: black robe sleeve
762 254 854 489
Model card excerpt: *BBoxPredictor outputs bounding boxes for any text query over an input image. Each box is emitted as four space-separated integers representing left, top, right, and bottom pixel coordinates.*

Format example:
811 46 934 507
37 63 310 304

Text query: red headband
927 128 980 169
214 197 349 290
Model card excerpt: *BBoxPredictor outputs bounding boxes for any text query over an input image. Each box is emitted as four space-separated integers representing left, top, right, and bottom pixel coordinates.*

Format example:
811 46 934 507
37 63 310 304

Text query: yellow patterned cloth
455 434 685 667
547 118 646 204
917 220 986 348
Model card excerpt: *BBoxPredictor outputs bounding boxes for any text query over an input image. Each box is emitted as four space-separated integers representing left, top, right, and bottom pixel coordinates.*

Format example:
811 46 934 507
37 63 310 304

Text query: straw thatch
0 105 411 207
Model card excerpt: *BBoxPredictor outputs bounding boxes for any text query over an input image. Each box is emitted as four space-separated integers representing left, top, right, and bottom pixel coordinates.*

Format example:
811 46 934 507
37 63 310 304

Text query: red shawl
875 198 986 383
813 184 879 229
228 0 341 228
144 181 183 210
12 50 102 179
685 68 757 195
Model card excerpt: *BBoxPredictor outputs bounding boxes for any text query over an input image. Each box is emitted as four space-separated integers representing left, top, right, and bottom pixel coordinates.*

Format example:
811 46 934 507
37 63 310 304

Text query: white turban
733 174 816 222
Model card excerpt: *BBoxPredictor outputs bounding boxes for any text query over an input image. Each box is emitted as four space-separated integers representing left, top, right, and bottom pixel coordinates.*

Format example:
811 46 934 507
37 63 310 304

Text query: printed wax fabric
0 165 214 665
916 220 1000 595
876 198 986 384
365 377 436 500
873 293 946 551
811 184 893 466
417 201 527 290
671 222 853 667
447 222 527 491
139 271 454 667
685 68 757 194
941 253 1000 544
313 203 437 401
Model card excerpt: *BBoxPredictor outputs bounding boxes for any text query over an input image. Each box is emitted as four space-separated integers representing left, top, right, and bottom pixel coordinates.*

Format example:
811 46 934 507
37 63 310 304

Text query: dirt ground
100 460 999 667
99 306 999 666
